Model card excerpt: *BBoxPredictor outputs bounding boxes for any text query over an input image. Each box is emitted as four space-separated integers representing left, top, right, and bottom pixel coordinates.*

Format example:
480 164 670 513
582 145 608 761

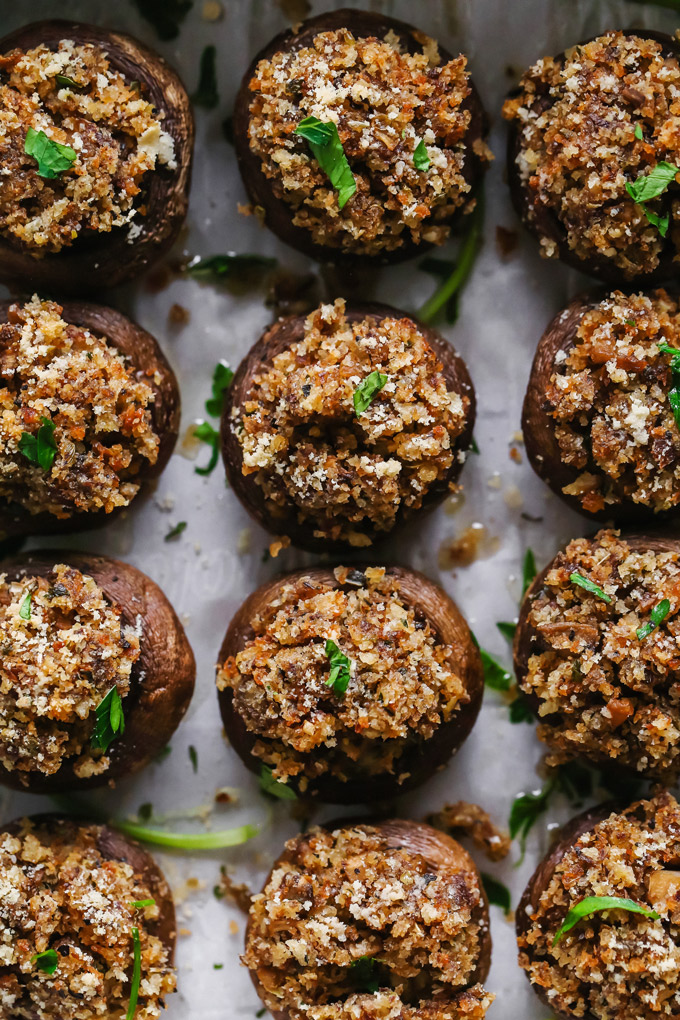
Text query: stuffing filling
247 26 489 255
521 529 680 777
0 296 159 518
233 299 469 545
0 564 139 780
243 824 493 1020
217 566 469 791
503 32 680 277
0 819 175 1019
546 290 680 514
520 792 680 1020
0 38 176 255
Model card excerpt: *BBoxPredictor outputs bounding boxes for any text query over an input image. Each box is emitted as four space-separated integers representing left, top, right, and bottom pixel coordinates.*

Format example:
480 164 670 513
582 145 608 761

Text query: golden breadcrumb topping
0 819 175 1020
427 802 511 863
0 564 139 780
217 566 469 790
521 529 680 778
0 39 176 255
547 290 680 514
0 296 159 518
233 299 469 545
520 792 680 1020
503 32 680 277
247 27 489 255
243 824 492 1020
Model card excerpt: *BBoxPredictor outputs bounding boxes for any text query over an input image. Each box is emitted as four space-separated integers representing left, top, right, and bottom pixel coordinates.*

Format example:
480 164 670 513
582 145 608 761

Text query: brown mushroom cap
0 20 194 293
0 298 181 539
221 301 475 553
233 7 487 265
246 817 491 1020
0 550 195 793
506 30 680 286
217 565 483 803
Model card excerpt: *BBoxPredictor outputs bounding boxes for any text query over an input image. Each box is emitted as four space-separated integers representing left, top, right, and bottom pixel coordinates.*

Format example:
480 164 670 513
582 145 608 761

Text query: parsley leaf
91 687 125 753
187 253 276 283
188 745 198 772
130 898 156 909
32 949 59 975
126 926 142 1020
658 342 680 429
55 73 81 89
481 872 511 912
295 116 356 209
325 639 352 695
469 436 480 454
509 695 533 724
131 0 192 40
192 45 218 108
626 161 679 236
479 648 512 691
353 371 388 415
206 362 234 417
164 521 187 542
634 123 644 141
496 621 517 641
569 572 612 603
553 896 659 945
522 548 537 595
509 781 553 861
418 189 484 324
18 416 57 472
194 422 220 475
636 597 671 640
413 139 430 171
19 591 32 621
259 764 297 801
350 956 381 993
24 128 76 179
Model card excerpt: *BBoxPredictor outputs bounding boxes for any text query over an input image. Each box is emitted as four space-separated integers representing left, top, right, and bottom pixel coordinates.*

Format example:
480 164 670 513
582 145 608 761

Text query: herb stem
417 192 485 324
114 820 261 850
126 927 142 1020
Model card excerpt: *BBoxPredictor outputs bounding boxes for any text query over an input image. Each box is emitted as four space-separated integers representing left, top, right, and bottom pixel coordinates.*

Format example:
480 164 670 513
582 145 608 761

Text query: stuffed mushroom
518 790 680 1020
221 299 475 551
233 8 489 264
514 528 680 781
0 814 176 1019
0 295 180 538
503 31 680 284
216 565 483 803
0 550 195 792
0 20 193 292
243 818 493 1020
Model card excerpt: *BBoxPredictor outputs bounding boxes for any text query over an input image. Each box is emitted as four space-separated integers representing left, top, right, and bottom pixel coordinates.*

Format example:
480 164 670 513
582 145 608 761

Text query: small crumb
487 473 502 490
229 920 239 935
168 303 190 326
202 0 223 19
504 484 523 509
496 225 518 257
439 523 499 569
428 801 511 861
268 536 291 559
237 528 252 554
178 928 192 938
512 430 524 444
509 446 522 464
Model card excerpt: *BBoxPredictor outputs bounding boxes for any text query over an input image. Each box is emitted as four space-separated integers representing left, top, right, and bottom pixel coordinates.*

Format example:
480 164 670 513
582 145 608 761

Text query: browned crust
506 29 680 286
221 301 476 553
3 814 176 965
233 7 487 266
246 818 491 1020
0 298 180 538
516 804 617 1020
0 19 194 293
0 550 195 792
217 565 483 803
513 533 680 777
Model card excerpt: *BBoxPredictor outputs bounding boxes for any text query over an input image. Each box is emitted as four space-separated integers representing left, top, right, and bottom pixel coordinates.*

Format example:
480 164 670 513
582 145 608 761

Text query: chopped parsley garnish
188 745 198 772
206 361 234 417
259 764 297 801
508 695 533 724
350 955 381 993
509 781 553 861
126 926 142 1020
626 161 680 236
413 139 430 171
658 341 680 429
19 591 32 621
18 416 57 472
552 896 659 945
295 116 356 208
55 73 81 89
636 597 671 640
32 949 59 975
131 0 193 40
91 687 125 753
481 872 511 912
353 371 388 415
325 639 352 695
213 884 225 899
634 122 644 141
192 45 218 109
130 898 156 909
24 128 76 179
522 548 537 596
418 189 484 324
194 421 220 476
569 572 612 603
115 819 260 849
469 436 480 454
554 760 593 805
187 253 276 283
479 647 512 691
164 521 187 542
214 963 224 970
496 621 517 641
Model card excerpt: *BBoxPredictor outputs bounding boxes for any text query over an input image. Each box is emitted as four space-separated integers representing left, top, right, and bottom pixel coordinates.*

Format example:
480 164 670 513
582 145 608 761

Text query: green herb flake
522 548 537 596
481 872 511 913
187 253 277 283
130 898 156 909
131 0 193 40
256 1010 267 1018
295 116 356 208
126 926 142 1020
194 421 220 476
24 128 77 179
469 437 480 455
350 955 381 993
91 687 125 753
32 948 59 975
509 695 533 724
555 760 594 805
213 884 225 900
418 190 484 324
413 139 430 171
259 764 297 801
636 597 671 640
479 648 512 691
496 621 517 641
214 963 224 970
353 371 388 416
509 781 553 861
114 819 260 850
55 73 81 89
19 591 32 621
192 45 218 109
18 416 57 472
188 745 198 773
164 521 187 542
553 895 659 945
625 161 679 236
569 572 612 603
206 362 234 417
325 638 352 695
634 123 644 140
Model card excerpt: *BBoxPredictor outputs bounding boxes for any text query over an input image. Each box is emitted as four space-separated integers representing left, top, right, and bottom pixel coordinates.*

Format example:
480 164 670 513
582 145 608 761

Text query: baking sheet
0 0 676 1016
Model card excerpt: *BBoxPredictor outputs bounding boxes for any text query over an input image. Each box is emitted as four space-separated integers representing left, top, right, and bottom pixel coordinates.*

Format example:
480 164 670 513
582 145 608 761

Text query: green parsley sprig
32 949 59 975
658 341 680 429
91 687 125 753
295 116 356 208
192 45 218 109
418 190 484 325
259 764 297 801
626 161 680 236
18 416 57 472
481 872 511 913
552 896 659 945
353 371 388 415
569 572 612 603
194 361 234 475
325 639 352 696
24 128 76 179
637 598 671 640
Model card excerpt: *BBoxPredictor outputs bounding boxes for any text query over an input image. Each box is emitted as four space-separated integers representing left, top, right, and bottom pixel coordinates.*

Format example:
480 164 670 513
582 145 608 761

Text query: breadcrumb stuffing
0 39 176 255
217 566 469 790
427 802 511 862
0 564 139 780
0 818 175 1020
243 824 493 1019
247 27 488 255
520 529 680 778
0 296 159 518
520 792 680 1020
233 299 469 544
503 32 680 277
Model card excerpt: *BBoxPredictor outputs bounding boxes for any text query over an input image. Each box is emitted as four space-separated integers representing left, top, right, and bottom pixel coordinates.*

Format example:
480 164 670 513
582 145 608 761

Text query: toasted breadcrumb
427 802 511 862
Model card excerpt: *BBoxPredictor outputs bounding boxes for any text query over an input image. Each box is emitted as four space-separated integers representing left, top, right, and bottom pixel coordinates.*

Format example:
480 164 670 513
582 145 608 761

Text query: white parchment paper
1 0 677 1016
